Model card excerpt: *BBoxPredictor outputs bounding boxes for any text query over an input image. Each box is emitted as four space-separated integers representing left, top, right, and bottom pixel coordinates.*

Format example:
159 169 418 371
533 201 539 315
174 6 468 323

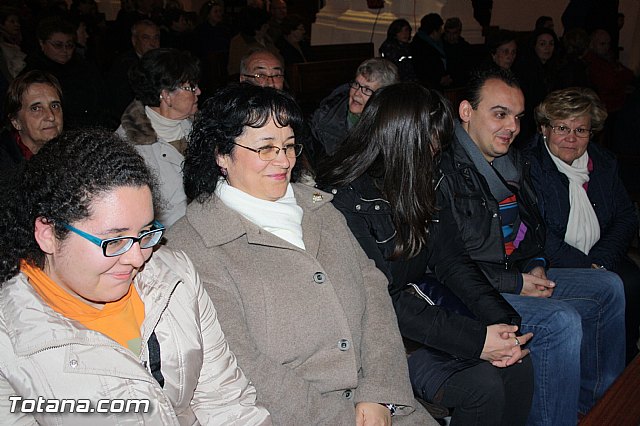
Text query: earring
543 135 547 142
159 95 164 100
220 167 228 177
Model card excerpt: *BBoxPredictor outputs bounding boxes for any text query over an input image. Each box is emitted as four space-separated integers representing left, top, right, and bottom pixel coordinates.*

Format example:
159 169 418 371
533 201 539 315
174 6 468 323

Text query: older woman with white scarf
116 48 201 228
526 87 640 363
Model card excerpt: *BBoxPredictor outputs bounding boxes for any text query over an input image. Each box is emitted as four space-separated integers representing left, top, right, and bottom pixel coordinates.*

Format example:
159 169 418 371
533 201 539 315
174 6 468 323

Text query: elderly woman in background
117 48 201 228
526 87 640 363
167 83 436 425
310 57 398 161
0 70 63 172
0 129 271 425
317 82 534 426
483 29 517 71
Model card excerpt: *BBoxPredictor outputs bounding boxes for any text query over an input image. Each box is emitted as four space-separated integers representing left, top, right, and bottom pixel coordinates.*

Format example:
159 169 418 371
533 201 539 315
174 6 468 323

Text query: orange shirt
20 261 145 355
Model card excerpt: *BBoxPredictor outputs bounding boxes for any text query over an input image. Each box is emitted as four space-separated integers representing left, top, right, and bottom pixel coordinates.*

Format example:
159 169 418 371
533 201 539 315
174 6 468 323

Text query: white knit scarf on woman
145 106 192 143
215 179 306 250
544 141 600 254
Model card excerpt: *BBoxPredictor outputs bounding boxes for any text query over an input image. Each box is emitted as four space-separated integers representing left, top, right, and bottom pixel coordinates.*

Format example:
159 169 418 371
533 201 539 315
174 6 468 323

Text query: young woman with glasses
166 83 437 425
0 129 271 425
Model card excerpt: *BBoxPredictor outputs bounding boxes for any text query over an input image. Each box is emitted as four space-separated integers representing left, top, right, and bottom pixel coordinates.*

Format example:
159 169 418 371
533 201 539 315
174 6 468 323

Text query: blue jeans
502 268 625 426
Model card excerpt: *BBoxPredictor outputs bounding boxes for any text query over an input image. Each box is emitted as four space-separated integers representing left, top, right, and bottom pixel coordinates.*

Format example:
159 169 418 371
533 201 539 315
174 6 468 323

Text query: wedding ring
514 337 521 346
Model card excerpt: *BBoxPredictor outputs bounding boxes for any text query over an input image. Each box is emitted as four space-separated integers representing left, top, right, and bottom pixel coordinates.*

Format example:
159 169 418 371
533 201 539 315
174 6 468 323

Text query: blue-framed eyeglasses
61 220 165 257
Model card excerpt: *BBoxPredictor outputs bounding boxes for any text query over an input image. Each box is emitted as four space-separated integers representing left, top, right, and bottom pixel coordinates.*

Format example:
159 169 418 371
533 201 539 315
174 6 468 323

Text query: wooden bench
578 354 640 425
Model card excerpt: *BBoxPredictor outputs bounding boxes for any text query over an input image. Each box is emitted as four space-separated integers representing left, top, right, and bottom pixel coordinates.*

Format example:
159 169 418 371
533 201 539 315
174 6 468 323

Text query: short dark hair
128 48 200 107
420 13 443 35
0 129 159 282
198 0 223 21
534 15 552 31
386 18 411 40
464 68 521 109
280 14 304 36
317 82 454 258
5 70 63 125
444 17 462 31
164 8 184 27
486 29 516 55
36 16 76 41
0 6 19 26
131 19 158 36
184 83 306 202
238 6 269 36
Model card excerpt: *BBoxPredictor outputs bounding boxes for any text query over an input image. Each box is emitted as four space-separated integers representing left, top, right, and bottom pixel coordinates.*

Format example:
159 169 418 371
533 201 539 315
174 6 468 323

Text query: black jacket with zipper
437 134 547 295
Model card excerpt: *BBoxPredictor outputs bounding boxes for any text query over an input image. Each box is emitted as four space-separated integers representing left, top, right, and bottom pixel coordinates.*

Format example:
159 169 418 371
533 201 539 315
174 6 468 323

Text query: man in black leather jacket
436 67 625 424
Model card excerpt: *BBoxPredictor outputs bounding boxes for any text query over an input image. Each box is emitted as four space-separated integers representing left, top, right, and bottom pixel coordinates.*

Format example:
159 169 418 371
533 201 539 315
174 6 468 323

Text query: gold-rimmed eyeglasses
232 142 303 161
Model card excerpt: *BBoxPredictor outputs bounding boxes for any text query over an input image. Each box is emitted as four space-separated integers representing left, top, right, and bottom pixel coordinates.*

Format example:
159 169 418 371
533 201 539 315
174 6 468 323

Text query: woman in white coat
0 129 271 425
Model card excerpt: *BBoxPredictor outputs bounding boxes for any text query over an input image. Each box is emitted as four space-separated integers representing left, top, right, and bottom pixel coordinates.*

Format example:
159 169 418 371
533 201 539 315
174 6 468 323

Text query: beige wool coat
167 183 436 425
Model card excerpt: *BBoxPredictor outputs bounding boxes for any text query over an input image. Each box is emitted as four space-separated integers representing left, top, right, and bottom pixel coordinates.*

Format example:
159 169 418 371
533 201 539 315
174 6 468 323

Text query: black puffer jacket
437 136 546 294
325 174 521 354
325 173 522 399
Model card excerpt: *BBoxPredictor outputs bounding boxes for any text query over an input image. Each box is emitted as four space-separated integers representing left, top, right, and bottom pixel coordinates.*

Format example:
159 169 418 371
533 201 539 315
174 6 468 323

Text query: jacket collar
185 183 332 257
1 253 180 357
120 100 157 146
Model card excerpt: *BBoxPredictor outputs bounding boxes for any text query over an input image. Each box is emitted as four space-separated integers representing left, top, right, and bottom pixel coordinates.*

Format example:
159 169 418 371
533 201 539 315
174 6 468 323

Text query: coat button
374 205 380 210
69 359 78 368
492 213 498 218
331 188 337 194
313 272 326 284
338 339 350 351
355 204 361 211
342 389 354 400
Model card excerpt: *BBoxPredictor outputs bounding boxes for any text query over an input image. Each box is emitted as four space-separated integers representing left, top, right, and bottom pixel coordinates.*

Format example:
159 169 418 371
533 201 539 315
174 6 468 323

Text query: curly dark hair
36 16 76 41
317 82 454 258
0 129 159 282
184 83 306 203
128 48 200 107
280 14 304 37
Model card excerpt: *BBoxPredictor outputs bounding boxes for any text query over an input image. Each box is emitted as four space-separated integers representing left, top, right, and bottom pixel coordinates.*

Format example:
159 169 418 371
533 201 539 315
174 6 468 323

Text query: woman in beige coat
167 84 436 425
0 129 271 425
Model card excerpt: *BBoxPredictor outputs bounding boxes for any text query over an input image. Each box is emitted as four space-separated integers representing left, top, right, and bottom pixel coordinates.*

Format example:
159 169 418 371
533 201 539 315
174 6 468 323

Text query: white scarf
215 179 306 250
544 141 600 253
145 106 192 143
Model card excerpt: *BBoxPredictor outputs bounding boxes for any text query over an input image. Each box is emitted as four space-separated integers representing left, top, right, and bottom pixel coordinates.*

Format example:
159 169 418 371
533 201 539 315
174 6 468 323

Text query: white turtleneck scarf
544 140 600 254
215 179 306 250
145 106 192 143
